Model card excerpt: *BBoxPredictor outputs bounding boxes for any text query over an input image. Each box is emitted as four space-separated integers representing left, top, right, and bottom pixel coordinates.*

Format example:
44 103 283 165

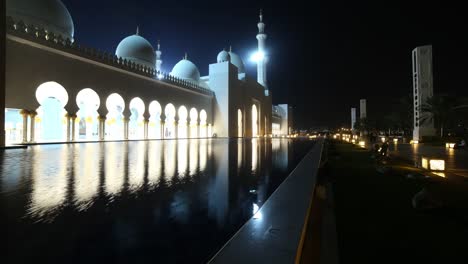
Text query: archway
252 104 258 138
105 93 125 140
189 107 198 138
129 97 145 139
164 103 176 139
148 100 162 139
76 88 100 141
35 81 68 142
199 109 207 138
237 109 243 137
4 108 23 144
178 106 188 139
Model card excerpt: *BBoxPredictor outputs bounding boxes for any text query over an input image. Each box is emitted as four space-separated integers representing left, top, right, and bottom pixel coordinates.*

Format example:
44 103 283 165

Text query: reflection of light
421 157 429 170
251 138 258 172
393 138 398 143
165 141 176 178
238 139 243 169
177 140 188 176
381 137 386 143
105 143 124 195
157 73 164 79
189 140 198 176
148 141 162 186
432 172 446 178
74 144 100 209
128 142 146 191
199 140 207 171
410 140 419 144
29 146 68 219
253 203 262 219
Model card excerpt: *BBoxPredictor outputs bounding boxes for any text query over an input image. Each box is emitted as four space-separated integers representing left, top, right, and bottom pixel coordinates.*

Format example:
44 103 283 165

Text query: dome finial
259 9 263 22
229 45 232 52
157 39 160 50
184 52 188 60
136 26 140 35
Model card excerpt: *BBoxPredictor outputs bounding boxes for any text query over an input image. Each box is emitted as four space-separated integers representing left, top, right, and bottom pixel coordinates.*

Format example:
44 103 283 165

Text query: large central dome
6 0 75 41
229 51 245 74
115 33 156 69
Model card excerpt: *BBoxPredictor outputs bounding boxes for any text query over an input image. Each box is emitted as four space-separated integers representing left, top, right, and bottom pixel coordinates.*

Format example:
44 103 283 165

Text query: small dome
229 51 245 73
217 50 231 63
6 0 75 41
115 34 156 69
170 59 200 82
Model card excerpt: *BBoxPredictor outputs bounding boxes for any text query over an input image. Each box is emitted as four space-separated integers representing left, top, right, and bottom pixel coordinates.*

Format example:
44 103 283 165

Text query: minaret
256 9 268 91
156 40 162 73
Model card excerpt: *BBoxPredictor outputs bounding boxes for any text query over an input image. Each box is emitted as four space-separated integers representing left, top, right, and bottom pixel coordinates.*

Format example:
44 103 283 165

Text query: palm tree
420 95 467 137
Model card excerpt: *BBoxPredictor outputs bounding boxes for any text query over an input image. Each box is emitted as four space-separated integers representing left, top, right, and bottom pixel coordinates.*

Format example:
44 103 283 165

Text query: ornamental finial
136 26 139 35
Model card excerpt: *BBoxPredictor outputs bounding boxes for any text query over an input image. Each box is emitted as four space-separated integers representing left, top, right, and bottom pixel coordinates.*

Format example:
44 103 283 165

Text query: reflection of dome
217 50 230 63
115 34 156 69
228 51 245 73
170 59 200 82
6 0 75 41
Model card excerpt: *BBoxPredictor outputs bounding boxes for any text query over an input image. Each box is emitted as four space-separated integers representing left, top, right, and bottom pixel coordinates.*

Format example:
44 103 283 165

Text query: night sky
61 0 468 129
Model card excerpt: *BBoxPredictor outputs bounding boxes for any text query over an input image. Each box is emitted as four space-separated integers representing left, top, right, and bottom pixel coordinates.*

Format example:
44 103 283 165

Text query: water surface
1 138 315 263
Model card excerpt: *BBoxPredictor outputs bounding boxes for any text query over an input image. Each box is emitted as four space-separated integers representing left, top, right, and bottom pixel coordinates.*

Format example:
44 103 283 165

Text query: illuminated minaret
256 9 268 91
156 40 162 73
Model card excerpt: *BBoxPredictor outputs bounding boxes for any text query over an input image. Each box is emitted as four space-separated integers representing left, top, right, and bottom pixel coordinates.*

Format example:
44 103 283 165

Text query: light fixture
393 138 398 143
445 143 455 149
250 51 265 62
359 141 365 148
421 157 445 171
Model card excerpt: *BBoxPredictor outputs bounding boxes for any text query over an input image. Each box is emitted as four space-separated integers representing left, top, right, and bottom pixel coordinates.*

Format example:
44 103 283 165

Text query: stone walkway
389 143 468 177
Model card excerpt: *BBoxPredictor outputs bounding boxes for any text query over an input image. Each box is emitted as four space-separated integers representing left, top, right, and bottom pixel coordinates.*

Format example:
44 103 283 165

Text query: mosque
3 0 292 145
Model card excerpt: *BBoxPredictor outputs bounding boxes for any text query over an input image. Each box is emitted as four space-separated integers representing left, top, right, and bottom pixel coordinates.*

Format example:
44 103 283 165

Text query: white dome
217 50 230 63
170 59 200 82
6 0 74 41
228 51 245 73
115 34 156 69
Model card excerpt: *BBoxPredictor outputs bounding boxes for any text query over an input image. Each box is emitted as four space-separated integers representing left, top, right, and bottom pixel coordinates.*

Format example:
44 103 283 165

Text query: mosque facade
3 0 291 145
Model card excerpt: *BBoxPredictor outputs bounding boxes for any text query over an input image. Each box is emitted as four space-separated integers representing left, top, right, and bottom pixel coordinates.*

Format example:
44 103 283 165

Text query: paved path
389 143 468 176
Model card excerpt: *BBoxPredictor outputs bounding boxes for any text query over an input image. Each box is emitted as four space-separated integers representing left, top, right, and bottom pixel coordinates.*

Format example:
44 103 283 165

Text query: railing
5 16 214 96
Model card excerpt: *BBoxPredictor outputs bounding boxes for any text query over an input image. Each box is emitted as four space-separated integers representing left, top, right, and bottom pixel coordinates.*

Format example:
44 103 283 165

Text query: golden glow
74 144 100 210
393 138 398 143
446 143 455 149
421 157 429 170
432 172 446 178
128 142 146 191
105 143 124 195
381 137 386 143
189 140 198 176
359 141 365 148
410 140 419 144
177 140 188 176
252 138 258 172
148 141 162 186
429 159 445 171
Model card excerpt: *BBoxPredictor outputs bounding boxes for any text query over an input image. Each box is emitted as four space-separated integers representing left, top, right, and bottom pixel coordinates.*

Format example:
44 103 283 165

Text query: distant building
412 45 435 141
271 104 292 136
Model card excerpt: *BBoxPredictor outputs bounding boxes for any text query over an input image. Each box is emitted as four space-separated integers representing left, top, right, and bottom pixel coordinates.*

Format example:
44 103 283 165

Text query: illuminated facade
412 45 436 141
3 0 291 145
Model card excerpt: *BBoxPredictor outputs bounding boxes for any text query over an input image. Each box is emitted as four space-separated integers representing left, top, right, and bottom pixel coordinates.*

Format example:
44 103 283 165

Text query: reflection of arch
105 93 125 139
189 107 198 138
76 88 100 140
178 106 188 138
252 104 258 137
237 109 243 137
164 103 176 139
129 97 145 139
148 100 162 139
199 109 207 138
35 81 68 142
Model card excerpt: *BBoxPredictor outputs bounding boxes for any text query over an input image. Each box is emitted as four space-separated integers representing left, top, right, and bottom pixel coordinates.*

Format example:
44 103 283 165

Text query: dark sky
61 0 468 129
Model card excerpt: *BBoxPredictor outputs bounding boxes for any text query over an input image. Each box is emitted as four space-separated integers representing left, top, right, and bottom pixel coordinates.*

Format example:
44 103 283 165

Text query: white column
160 121 165 139
29 111 36 143
71 115 76 141
144 119 149 139
20 109 29 143
98 115 106 141
66 115 71 141
124 118 129 140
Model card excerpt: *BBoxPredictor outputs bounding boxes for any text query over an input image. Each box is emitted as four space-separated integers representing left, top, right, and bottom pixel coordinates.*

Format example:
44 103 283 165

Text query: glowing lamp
393 138 398 143
445 143 455 149
421 157 445 171
410 140 419 144
351 139 356 144
359 141 365 148
381 137 386 143
157 73 164 80
250 51 265 62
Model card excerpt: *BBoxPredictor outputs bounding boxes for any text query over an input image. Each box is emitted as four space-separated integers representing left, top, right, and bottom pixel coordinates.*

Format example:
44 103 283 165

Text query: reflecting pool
1 138 315 263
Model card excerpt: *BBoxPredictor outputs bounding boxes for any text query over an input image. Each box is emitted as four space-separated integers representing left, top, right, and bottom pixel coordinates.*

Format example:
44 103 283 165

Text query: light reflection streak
105 143 125 196
148 141 162 186
189 140 198 176
74 144 100 210
128 142 146 191
199 139 207 172
251 138 258 173
177 140 188 177
165 140 176 180
29 146 68 220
